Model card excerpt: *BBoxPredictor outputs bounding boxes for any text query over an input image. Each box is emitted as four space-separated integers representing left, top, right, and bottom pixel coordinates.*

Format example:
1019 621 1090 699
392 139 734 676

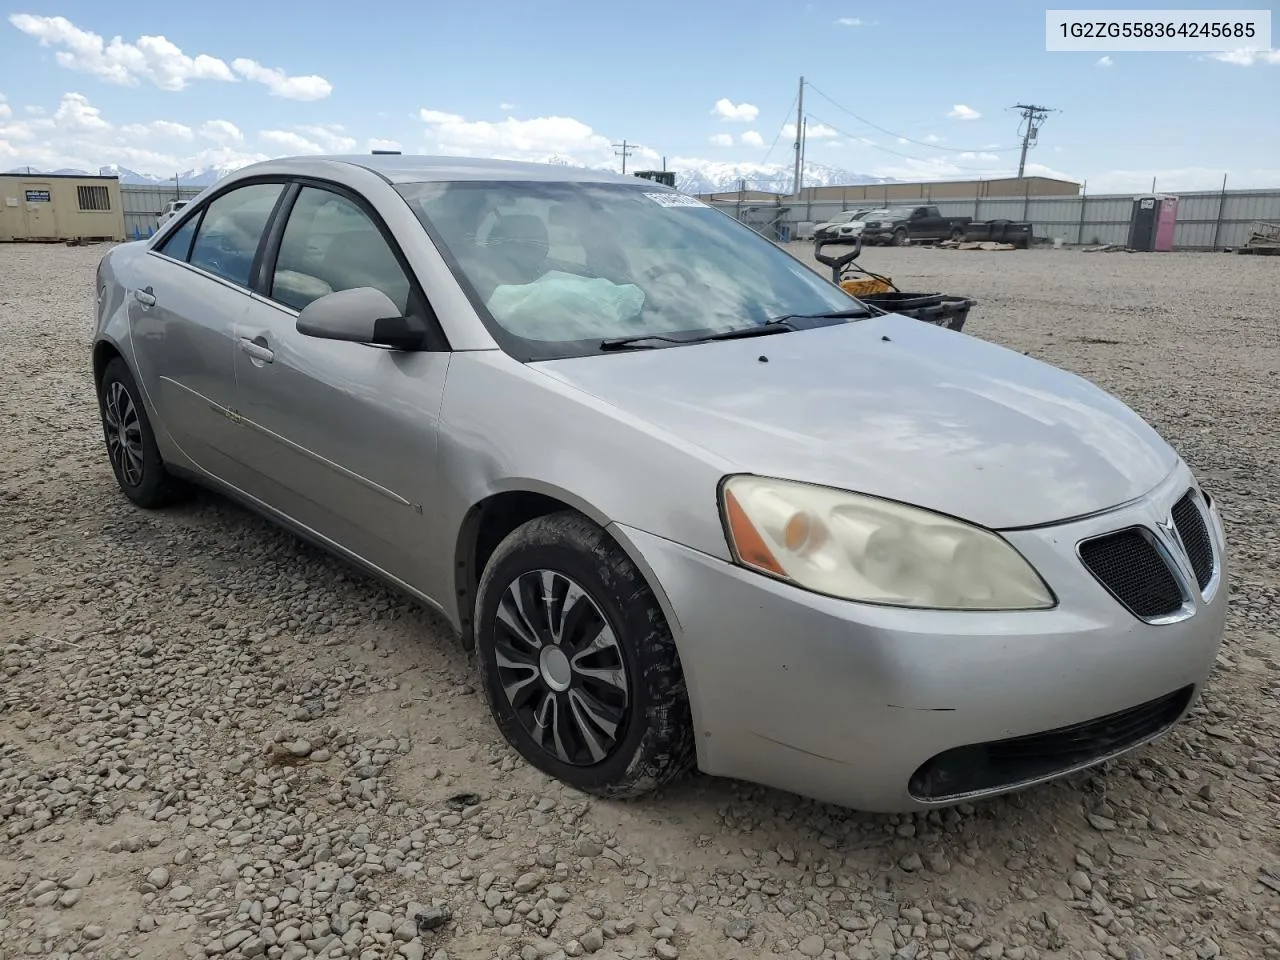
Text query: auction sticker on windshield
644 193 706 208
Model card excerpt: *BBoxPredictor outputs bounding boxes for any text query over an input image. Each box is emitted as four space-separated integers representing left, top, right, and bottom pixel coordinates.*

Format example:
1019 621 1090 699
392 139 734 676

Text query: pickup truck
860 205 972 246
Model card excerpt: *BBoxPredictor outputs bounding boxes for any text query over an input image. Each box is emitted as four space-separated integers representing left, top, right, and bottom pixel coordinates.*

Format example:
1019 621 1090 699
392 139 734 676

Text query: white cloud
1097 55 1113 67
420 109 465 124
499 102 515 111
958 151 1001 162
0 92 269 175
946 104 981 120
368 137 402 153
0 93 9 120
121 119 194 140
1082 165 1280 192
199 120 243 144
712 98 759 122
417 107 655 168
295 124 357 152
54 92 108 132
230 58 331 101
835 17 863 26
740 130 764 148
783 122 839 140
9 13 331 99
709 133 734 147
1209 47 1280 66
259 125 356 155
923 133 941 143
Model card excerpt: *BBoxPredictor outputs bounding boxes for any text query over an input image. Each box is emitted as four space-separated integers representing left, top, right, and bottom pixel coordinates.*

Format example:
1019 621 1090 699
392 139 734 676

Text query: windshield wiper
766 307 874 324
599 321 797 351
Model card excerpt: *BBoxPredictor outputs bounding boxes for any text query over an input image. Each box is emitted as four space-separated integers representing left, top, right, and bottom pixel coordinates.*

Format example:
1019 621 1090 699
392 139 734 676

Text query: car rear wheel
949 226 965 241
98 358 187 508
474 511 695 797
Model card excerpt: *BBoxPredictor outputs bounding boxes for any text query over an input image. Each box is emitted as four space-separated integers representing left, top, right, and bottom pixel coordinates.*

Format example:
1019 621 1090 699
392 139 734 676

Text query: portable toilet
1128 194 1179 251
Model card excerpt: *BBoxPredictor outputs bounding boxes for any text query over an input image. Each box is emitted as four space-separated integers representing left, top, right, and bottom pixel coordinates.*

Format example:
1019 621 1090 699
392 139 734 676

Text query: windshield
398 180 859 360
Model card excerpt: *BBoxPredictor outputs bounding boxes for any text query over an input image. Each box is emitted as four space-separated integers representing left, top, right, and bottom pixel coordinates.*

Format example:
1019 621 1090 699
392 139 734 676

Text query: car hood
535 314 1178 530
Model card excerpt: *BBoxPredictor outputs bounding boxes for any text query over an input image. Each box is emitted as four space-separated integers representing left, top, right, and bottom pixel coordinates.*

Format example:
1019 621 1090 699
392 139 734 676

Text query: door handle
134 286 156 307
239 337 275 364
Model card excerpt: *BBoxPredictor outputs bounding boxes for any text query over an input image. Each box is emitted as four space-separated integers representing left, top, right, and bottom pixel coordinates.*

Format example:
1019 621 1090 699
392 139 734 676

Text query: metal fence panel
120 185 205 239
692 186 1280 250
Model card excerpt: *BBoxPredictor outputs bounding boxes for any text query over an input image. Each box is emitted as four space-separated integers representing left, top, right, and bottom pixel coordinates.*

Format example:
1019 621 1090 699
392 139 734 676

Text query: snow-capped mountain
97 164 240 187
672 160 895 196
5 164 239 186
8 158 897 195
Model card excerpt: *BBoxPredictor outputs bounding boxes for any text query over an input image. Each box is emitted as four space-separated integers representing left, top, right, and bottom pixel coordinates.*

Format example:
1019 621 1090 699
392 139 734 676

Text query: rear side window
188 183 285 288
157 216 199 262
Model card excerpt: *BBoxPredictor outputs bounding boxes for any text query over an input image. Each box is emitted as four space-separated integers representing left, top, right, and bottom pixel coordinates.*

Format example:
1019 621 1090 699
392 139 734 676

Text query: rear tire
98 358 187 508
474 511 695 798
949 226 965 241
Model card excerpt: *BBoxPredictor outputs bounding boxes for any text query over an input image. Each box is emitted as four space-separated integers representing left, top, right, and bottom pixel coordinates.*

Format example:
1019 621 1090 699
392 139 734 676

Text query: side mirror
296 287 427 350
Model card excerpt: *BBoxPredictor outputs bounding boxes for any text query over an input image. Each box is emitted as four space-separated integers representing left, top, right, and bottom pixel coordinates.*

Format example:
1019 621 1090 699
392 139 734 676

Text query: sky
1 0 1278 193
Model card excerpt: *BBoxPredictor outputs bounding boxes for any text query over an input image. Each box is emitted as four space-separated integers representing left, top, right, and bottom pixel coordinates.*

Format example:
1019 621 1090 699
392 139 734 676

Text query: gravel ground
1 241 1278 960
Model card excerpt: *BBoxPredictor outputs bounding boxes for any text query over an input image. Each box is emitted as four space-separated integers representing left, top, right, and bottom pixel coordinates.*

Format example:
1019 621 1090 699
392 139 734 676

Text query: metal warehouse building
698 175 1083 205
0 173 127 242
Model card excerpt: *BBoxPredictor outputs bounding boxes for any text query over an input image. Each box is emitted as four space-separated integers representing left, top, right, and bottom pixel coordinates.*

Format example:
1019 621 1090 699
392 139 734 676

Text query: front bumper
613 464 1227 812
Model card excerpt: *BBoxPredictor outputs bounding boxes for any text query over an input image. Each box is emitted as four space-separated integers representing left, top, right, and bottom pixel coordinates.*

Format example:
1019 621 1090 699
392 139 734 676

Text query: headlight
720 476 1055 610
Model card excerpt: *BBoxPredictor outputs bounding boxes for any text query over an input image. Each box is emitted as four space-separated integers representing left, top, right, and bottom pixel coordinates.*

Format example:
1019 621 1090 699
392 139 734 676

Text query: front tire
475 512 695 798
98 358 187 508
892 227 909 246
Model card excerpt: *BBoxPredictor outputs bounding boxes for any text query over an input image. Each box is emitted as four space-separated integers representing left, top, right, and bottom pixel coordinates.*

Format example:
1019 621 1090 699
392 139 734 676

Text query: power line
1011 104 1056 178
804 113 1023 174
759 88 799 166
793 75 805 197
805 81 1022 154
612 139 634 175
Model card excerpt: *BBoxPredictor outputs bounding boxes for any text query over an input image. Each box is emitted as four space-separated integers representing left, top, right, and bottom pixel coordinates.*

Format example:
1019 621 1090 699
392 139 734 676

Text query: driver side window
270 187 413 313
187 183 285 288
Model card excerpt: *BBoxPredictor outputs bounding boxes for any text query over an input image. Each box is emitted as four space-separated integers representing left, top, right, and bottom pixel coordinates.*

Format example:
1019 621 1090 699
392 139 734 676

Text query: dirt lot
1 241 1278 960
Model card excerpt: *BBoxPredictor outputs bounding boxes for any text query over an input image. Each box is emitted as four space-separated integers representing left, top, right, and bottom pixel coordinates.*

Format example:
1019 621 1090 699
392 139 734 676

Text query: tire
98 357 187 508
474 511 695 798
892 227 909 247
949 226 965 242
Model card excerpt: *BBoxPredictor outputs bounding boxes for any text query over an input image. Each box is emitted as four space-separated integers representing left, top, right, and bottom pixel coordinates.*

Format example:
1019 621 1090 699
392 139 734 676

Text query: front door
231 183 450 592
22 182 54 237
127 181 286 482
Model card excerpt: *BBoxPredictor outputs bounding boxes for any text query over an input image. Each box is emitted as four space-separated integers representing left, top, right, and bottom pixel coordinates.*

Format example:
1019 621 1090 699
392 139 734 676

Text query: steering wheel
643 263 701 285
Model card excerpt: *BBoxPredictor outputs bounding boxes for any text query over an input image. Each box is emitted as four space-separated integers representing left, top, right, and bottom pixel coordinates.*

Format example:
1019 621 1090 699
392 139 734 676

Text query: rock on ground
0 242 1278 960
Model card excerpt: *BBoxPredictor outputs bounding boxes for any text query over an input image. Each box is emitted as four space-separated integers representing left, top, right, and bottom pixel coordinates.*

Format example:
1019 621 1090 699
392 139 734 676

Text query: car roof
224 154 652 187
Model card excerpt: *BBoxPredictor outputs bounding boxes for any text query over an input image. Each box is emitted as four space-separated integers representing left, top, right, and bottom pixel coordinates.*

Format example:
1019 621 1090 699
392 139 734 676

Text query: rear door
230 180 451 591
128 180 288 483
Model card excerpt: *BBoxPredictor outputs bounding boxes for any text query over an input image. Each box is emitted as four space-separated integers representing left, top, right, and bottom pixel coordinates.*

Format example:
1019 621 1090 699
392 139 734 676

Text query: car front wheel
475 511 696 798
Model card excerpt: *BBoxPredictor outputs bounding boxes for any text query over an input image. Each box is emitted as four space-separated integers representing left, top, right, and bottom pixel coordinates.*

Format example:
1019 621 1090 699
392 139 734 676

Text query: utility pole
799 118 808 191
1012 103 1054 178
612 140 634 175
793 76 805 197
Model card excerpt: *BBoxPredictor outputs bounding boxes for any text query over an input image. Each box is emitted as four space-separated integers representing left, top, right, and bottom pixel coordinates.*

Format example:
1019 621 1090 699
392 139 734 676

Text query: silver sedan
92 155 1227 812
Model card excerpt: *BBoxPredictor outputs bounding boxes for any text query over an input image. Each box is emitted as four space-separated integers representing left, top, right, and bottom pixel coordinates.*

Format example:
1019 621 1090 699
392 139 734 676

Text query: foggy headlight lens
720 476 1055 610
